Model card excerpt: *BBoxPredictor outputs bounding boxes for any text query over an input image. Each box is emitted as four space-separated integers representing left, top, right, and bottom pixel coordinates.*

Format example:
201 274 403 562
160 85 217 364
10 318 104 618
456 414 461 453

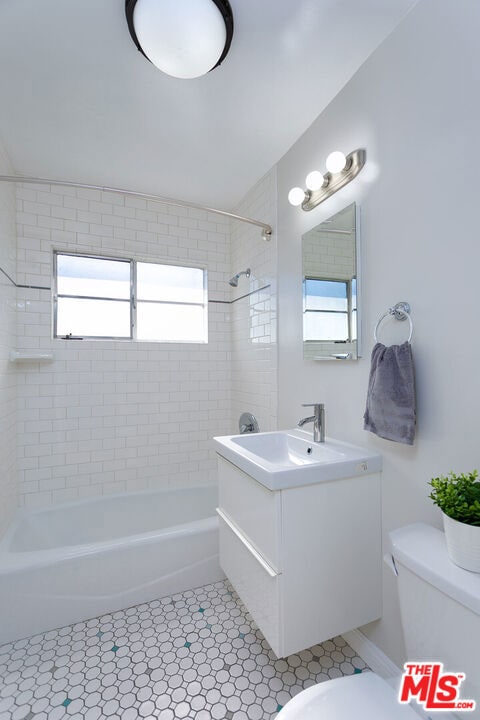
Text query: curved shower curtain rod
0 174 273 241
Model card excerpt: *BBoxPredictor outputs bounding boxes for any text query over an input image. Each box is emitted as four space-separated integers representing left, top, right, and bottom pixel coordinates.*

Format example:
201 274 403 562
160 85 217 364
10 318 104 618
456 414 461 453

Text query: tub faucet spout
298 403 325 443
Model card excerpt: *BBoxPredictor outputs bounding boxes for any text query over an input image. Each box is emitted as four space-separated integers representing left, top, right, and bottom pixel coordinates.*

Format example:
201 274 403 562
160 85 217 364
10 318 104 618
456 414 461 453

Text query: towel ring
374 301 413 343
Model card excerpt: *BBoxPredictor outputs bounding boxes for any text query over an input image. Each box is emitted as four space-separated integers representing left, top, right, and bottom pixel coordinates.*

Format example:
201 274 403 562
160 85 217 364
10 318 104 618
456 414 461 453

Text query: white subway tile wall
230 169 278 434
0 146 17 536
302 227 355 281
15 183 235 508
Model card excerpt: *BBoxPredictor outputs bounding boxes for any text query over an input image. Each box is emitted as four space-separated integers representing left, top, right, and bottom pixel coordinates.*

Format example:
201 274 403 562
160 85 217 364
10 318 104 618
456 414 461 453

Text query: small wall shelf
9 351 54 363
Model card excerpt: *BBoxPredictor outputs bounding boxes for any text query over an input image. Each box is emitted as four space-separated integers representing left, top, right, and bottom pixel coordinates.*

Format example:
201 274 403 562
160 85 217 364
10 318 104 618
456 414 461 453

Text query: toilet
278 523 480 719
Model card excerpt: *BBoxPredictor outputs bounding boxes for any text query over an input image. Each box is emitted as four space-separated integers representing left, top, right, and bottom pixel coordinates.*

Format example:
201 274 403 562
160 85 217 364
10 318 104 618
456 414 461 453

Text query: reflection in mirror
302 203 360 360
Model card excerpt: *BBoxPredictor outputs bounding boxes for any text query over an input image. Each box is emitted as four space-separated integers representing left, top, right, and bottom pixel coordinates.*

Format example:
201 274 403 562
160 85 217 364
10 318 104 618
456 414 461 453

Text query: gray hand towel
364 341 416 445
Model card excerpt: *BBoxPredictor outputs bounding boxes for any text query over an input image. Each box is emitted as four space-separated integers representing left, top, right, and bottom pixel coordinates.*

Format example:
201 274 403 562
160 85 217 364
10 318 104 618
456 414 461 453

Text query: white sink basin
213 428 382 490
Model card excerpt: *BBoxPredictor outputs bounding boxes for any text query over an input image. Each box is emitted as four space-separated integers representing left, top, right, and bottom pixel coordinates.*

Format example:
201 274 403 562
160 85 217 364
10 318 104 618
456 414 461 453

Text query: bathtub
0 485 223 646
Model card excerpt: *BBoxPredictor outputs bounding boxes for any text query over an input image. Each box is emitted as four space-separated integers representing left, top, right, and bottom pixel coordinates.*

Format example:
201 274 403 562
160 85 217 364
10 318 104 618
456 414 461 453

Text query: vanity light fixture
125 0 234 79
305 170 325 192
288 149 366 212
325 151 347 174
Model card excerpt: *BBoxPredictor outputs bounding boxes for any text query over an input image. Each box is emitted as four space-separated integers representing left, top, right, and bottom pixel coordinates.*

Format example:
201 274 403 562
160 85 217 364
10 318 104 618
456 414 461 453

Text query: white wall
0 140 17 537
276 0 480 665
15 184 231 507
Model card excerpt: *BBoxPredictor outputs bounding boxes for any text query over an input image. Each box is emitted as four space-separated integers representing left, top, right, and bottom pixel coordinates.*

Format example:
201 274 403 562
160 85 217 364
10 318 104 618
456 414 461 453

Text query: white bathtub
0 485 223 646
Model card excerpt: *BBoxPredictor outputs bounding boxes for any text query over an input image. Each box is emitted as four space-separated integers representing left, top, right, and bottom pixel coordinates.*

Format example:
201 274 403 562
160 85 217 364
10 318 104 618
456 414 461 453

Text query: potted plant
429 470 480 572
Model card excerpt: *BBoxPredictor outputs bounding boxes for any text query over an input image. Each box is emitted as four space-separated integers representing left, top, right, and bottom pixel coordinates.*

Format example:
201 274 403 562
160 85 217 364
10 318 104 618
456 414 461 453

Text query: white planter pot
442 512 480 572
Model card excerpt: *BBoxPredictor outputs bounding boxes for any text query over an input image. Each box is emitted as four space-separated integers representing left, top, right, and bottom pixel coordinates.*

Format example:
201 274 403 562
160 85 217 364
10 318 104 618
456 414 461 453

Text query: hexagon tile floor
0 579 369 720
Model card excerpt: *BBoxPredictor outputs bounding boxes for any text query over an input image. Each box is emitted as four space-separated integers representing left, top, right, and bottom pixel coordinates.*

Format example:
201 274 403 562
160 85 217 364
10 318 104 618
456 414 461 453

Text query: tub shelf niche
9 350 54 363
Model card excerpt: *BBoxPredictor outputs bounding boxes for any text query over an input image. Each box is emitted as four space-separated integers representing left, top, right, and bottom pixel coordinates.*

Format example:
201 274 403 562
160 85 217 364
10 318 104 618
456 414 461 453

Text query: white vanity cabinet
216 454 382 658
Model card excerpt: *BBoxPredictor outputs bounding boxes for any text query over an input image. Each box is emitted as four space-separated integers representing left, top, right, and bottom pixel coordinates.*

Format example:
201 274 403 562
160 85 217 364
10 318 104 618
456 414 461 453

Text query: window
303 277 356 342
54 252 207 342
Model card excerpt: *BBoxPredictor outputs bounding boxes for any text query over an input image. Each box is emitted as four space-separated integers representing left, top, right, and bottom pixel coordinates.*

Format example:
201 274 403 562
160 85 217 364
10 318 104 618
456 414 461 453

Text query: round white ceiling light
125 0 234 79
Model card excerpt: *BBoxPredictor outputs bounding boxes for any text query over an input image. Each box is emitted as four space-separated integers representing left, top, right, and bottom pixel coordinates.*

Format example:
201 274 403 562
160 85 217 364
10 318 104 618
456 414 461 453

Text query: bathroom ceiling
0 0 419 209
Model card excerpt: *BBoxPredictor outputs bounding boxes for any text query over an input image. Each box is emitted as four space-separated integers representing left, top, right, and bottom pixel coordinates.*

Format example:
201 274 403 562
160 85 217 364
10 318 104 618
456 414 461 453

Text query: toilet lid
277 672 420 720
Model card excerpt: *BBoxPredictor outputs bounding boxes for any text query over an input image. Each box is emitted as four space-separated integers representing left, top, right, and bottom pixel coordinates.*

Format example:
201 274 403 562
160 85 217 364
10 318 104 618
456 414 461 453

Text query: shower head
229 268 251 287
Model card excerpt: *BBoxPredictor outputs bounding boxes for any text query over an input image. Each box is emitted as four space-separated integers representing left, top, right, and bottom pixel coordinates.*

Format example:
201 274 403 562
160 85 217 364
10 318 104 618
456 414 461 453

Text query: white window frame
53 251 208 343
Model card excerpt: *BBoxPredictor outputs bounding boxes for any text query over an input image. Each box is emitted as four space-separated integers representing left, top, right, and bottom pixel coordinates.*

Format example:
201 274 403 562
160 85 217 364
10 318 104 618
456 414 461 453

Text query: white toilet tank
390 523 480 711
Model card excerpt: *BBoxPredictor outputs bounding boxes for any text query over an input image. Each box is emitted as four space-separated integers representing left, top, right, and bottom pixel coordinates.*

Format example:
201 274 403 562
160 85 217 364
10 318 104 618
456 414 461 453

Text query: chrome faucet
298 403 325 443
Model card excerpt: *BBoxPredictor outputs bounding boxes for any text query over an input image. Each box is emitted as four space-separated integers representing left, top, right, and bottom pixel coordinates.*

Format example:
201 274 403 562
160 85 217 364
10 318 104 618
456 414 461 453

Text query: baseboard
341 628 400 679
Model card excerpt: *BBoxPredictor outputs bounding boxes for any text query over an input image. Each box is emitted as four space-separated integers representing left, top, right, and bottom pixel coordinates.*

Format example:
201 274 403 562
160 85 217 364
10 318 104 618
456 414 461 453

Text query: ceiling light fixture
288 149 366 211
125 0 234 79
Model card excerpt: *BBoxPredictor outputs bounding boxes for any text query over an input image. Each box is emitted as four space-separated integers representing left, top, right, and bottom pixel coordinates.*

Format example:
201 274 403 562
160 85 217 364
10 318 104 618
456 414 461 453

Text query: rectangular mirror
302 203 361 360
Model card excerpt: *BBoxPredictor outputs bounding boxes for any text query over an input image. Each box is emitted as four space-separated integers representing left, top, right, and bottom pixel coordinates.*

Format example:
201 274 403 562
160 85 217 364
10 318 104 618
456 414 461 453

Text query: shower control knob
238 412 259 434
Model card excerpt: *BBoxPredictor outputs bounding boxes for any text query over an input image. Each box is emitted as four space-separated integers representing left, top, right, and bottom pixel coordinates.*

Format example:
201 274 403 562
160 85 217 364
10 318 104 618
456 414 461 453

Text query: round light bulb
132 0 228 79
305 170 324 191
326 151 347 174
288 187 306 207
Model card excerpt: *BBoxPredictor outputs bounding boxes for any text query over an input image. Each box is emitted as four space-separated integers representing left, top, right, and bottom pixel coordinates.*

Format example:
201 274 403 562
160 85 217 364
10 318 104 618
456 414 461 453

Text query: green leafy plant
429 470 480 526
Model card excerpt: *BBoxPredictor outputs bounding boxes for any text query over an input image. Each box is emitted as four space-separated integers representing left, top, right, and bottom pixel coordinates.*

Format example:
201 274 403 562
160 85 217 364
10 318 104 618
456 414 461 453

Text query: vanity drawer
218 514 282 656
217 455 281 570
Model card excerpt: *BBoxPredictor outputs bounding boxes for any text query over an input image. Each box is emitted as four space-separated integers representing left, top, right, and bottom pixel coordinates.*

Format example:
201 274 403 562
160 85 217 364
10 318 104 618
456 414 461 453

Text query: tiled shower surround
230 171 277 435
13 171 277 509
0 580 368 720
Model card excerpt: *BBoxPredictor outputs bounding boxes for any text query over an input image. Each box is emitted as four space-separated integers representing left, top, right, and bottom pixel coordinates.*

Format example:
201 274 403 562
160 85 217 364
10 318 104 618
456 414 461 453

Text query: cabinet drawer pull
216 507 279 578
